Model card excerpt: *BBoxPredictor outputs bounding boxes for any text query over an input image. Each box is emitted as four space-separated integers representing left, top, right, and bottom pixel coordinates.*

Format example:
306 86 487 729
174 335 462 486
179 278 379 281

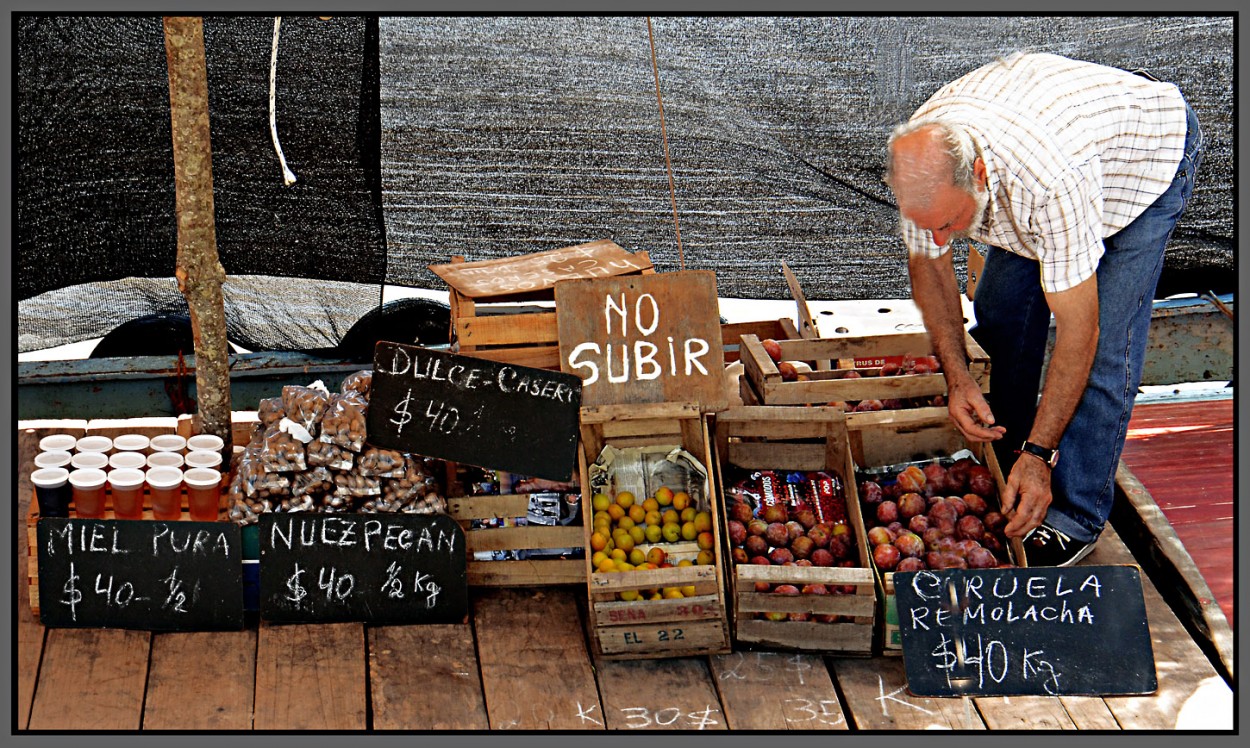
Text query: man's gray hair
884 119 980 204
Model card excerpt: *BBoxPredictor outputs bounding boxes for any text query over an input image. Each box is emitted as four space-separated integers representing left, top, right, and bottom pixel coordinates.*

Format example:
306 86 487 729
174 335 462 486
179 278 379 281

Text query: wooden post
163 17 232 452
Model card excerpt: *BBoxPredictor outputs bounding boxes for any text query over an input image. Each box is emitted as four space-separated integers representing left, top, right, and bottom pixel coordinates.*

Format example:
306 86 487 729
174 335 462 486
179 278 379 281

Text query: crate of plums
713 406 876 655
580 402 732 660
849 411 1026 653
736 332 990 427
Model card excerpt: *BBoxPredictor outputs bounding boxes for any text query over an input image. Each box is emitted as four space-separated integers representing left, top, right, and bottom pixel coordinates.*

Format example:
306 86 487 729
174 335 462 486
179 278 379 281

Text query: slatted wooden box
847 411 1026 653
712 406 876 655
579 402 732 660
737 331 991 426
443 477 586 587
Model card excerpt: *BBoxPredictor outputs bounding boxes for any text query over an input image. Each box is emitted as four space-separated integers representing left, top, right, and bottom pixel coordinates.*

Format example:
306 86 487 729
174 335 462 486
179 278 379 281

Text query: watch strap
1016 440 1058 468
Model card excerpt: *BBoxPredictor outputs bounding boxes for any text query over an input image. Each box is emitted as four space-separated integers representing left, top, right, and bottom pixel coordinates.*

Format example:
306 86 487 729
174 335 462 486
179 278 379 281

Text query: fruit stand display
736 331 991 426
712 406 876 655
579 401 732 660
847 411 1026 652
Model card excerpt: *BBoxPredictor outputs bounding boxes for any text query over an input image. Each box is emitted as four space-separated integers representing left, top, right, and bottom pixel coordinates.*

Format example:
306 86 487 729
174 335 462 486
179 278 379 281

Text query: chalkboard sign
895 565 1156 697
367 341 582 481
555 270 728 410
258 513 468 625
36 518 244 630
428 239 651 298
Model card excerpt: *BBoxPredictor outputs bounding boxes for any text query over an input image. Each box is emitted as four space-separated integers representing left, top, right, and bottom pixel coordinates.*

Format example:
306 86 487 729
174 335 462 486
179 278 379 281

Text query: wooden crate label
596 594 722 626
555 271 727 411
258 513 468 625
430 240 650 298
36 518 243 630
368 341 582 481
598 619 725 654
895 566 1156 697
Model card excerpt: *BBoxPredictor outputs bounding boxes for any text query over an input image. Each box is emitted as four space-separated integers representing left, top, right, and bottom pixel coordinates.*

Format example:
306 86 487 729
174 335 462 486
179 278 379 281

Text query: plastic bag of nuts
306 439 354 471
281 384 330 437
227 471 265 525
237 446 290 501
356 447 408 478
290 466 334 497
319 492 356 513
340 369 372 399
258 397 286 430
276 495 316 513
259 427 308 473
319 392 368 452
333 470 382 497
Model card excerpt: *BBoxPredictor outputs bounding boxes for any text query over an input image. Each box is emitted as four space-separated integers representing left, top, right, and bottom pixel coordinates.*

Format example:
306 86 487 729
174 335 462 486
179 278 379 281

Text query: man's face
901 180 988 248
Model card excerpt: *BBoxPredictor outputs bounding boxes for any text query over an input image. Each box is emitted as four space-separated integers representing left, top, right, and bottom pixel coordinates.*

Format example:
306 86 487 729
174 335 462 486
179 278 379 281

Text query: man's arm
1000 273 1099 537
908 251 1005 442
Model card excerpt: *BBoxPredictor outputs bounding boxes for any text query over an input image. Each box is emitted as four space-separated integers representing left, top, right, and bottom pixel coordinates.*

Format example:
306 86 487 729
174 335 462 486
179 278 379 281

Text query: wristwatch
1016 440 1059 469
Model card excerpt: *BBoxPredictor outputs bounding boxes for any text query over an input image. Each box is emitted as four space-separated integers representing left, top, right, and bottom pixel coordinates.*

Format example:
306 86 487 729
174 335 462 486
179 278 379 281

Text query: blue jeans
970 101 1203 543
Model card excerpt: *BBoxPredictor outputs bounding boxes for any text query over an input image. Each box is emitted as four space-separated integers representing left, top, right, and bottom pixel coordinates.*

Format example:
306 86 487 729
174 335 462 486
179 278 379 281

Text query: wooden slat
451 344 563 370
456 311 559 346
27 628 151 730
595 656 728 730
971 696 1079 730
143 630 257 729
368 624 489 730
466 558 586 587
463 524 584 553
16 427 56 729
829 656 987 730
710 650 849 729
473 587 603 729
253 622 367 730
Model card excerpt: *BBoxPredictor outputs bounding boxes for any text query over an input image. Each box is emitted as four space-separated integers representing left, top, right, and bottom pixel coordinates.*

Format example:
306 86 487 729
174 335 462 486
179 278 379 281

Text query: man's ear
973 157 988 190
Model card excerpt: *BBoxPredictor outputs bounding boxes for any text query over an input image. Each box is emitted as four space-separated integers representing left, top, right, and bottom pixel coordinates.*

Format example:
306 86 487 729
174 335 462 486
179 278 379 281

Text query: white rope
269 16 298 186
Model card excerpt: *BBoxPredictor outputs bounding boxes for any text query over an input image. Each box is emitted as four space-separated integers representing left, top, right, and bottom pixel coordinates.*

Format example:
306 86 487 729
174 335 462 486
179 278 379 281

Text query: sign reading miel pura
555 270 727 411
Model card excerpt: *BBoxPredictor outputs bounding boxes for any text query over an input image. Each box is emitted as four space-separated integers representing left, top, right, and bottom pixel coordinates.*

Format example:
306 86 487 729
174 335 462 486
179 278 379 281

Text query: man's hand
1000 455 1053 538
946 374 1006 443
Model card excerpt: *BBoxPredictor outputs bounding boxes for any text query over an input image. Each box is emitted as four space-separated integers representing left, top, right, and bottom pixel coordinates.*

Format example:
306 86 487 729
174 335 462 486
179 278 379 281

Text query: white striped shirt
900 52 1188 292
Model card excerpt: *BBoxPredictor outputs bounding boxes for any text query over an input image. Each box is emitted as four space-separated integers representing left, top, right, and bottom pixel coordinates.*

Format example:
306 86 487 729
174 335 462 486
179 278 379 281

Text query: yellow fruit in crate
617 516 636 531
680 584 697 597
590 531 609 552
615 491 636 509
628 525 646 545
661 509 680 526
681 521 698 541
614 532 635 553
663 587 684 599
680 507 697 524
644 510 662 527
592 509 611 526
693 511 713 534
644 524 663 544
591 550 608 568
596 557 617 573
619 590 641 602
642 497 660 513
607 504 626 522
649 591 664 601
646 546 667 566
629 548 646 566
610 548 627 562
655 486 675 506
696 549 716 566
662 523 682 543
696 531 715 551
592 493 611 513
617 561 635 573
628 504 647 524
672 491 691 511
677 558 694 568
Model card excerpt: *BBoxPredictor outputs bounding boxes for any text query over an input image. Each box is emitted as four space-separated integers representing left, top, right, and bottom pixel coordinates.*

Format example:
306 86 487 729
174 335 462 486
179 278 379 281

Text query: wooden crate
847 410 1026 653
579 402 731 660
737 331 990 426
444 488 586 588
712 406 876 655
447 247 655 370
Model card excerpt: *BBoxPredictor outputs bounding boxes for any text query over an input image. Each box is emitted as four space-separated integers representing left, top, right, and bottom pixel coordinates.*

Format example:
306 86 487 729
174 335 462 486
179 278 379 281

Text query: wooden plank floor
15 424 1234 731
1120 398 1234 628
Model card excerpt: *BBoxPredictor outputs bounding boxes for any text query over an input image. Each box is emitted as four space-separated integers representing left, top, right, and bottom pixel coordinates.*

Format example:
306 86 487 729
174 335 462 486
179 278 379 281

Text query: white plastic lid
145 466 184 489
71 452 110 470
149 434 187 452
112 434 151 452
146 452 185 469
183 467 222 488
76 435 114 453
31 467 70 488
184 450 223 469
34 450 73 469
107 468 146 488
109 451 148 470
69 468 108 489
187 434 224 452
39 434 79 452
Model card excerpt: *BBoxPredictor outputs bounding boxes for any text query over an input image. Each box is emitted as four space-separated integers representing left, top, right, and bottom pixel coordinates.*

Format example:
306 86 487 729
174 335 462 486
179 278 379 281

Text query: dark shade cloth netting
17 15 1234 355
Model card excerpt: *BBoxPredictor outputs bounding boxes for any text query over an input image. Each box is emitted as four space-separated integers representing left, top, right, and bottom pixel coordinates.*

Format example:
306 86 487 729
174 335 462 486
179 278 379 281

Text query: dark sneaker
1024 524 1097 567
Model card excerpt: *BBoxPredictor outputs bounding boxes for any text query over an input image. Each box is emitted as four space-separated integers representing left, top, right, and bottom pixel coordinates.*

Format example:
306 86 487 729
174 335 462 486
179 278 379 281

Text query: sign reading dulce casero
428 240 652 299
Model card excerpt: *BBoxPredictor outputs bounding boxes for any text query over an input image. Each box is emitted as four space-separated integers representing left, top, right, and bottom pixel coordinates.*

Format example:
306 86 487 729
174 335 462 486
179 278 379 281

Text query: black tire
90 314 198 359
336 297 452 363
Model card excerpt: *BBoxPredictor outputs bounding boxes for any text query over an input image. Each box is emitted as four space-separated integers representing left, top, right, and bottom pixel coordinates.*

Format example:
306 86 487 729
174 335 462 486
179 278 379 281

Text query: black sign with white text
895 565 1156 697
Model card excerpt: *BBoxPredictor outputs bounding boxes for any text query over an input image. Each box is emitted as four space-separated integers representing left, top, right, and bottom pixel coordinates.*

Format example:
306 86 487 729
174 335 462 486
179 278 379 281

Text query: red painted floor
1120 398 1234 628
